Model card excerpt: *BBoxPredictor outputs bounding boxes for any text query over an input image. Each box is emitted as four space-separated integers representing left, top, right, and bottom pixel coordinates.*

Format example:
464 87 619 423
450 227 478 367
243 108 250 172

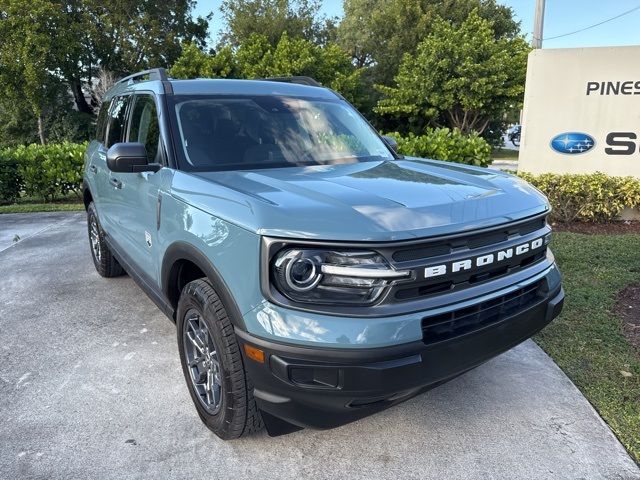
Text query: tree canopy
0 0 71 143
375 10 529 134
170 33 362 106
219 0 336 47
338 0 521 86
0 0 210 143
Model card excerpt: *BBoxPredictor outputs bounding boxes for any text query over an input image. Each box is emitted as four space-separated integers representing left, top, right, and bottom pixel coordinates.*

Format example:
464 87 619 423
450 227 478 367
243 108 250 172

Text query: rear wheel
87 202 124 277
177 279 263 439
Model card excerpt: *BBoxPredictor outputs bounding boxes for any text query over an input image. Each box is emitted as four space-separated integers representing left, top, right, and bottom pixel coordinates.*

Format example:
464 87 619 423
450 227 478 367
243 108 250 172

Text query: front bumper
236 282 564 432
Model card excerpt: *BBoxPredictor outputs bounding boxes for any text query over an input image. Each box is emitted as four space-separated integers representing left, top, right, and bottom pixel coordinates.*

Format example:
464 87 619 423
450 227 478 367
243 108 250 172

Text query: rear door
84 100 110 209
107 92 164 280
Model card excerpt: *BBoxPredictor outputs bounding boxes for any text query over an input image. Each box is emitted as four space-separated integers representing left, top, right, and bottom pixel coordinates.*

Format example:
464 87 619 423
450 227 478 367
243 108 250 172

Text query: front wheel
511 134 520 147
176 279 263 439
87 202 124 277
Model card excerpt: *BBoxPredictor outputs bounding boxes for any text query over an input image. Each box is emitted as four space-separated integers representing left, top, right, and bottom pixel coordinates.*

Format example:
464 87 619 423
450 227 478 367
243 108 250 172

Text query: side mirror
106 142 160 173
382 135 398 153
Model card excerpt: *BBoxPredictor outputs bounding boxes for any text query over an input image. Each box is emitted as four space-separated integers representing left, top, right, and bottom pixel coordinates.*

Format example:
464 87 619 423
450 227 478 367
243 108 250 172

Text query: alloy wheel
183 309 222 414
89 216 101 262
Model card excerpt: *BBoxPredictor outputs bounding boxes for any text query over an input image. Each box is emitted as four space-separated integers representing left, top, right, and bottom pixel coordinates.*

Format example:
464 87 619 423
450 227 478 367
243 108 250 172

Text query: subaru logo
550 132 596 155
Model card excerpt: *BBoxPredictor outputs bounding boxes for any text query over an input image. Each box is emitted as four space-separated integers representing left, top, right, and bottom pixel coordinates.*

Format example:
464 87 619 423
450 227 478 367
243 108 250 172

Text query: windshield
170 95 394 171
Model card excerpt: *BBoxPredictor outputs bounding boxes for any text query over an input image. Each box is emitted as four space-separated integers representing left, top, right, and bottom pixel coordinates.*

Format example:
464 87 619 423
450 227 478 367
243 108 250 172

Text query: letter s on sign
605 132 636 155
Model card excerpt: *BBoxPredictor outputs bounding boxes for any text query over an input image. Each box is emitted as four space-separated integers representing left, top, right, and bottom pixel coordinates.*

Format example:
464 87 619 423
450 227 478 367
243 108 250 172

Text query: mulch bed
614 285 640 351
552 221 640 235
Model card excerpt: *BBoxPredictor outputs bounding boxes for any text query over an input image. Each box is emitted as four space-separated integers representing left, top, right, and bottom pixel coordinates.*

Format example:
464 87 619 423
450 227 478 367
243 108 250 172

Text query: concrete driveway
1 212 638 480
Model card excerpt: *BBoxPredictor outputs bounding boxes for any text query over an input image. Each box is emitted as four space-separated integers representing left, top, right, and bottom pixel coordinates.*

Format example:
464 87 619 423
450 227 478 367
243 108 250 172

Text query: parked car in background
82 69 564 439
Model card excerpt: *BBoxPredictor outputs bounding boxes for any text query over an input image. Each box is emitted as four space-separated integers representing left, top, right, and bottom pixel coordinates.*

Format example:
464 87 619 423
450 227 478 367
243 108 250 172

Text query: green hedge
0 142 86 203
518 171 640 223
0 158 22 204
386 128 492 167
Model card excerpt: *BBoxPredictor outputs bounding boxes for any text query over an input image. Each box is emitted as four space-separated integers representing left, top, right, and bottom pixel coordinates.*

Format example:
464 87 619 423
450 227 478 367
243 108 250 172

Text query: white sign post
519 46 640 178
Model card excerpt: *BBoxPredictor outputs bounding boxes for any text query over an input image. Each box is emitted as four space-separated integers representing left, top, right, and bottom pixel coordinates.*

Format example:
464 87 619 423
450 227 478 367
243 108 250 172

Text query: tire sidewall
87 203 102 271
176 281 239 437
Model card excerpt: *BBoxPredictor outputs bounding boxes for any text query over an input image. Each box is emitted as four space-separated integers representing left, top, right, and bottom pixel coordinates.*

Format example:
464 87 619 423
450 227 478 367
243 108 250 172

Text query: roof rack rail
261 76 322 87
116 68 169 86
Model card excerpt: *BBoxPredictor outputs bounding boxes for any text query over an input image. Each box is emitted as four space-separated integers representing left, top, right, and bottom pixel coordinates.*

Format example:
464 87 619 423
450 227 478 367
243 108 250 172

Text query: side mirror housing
382 135 398 153
106 142 160 173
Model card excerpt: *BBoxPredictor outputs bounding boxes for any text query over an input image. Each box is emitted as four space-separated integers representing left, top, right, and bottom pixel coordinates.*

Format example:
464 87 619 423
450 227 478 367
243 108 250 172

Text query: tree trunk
70 78 93 114
37 114 46 145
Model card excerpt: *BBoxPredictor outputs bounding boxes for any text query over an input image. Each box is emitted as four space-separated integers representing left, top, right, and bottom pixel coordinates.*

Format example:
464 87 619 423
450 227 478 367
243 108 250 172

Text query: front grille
387 215 550 303
421 279 543 345
392 217 545 263
394 249 547 301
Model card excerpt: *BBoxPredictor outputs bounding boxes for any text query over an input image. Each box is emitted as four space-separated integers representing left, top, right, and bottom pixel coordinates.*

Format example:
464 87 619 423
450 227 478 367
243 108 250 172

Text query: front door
107 93 164 281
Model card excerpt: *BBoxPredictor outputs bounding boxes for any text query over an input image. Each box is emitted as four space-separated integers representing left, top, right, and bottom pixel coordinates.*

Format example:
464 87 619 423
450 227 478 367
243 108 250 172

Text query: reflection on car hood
171 158 549 241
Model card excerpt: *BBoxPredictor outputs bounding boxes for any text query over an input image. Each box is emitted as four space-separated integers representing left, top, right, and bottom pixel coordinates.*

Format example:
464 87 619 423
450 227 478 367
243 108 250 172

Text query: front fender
158 194 263 331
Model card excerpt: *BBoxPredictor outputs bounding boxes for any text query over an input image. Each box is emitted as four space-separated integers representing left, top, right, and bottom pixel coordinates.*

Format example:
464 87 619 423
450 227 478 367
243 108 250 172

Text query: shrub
386 128 492 167
1 142 86 202
0 154 22 204
518 171 640 223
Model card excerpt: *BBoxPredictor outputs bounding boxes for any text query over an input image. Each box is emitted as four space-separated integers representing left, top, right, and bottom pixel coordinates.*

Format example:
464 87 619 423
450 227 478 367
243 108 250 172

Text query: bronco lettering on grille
424 237 545 279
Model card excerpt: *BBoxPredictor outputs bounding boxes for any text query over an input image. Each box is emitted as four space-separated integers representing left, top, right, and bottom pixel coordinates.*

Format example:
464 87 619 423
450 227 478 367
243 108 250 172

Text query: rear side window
128 94 160 163
106 95 130 147
95 101 109 142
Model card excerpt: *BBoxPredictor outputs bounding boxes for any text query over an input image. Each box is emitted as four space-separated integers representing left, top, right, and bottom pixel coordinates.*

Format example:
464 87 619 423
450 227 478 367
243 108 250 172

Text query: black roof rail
261 76 322 87
116 68 169 86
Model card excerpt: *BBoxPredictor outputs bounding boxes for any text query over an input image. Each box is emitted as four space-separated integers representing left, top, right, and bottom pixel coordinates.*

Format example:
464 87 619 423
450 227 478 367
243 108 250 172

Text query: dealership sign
519 46 640 178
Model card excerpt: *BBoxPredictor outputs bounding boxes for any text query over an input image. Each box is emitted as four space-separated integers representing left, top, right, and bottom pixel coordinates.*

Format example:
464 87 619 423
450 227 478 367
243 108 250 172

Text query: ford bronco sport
83 68 564 439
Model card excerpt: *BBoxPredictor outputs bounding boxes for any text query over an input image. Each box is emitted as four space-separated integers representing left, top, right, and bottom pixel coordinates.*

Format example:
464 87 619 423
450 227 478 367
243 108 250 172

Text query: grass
0 194 83 214
491 148 519 161
0 202 84 213
539 233 640 462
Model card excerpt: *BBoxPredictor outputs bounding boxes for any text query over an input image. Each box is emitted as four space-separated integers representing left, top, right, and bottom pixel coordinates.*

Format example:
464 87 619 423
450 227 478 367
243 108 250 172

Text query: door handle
89 165 97 174
109 177 122 189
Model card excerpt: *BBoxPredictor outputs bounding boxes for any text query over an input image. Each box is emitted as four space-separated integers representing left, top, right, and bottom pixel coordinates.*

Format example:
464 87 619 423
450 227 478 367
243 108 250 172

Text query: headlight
272 248 410 306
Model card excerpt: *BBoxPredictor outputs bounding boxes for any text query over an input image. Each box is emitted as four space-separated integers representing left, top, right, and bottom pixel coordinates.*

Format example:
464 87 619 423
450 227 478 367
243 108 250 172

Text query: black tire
87 202 125 278
511 134 520 147
177 279 263 439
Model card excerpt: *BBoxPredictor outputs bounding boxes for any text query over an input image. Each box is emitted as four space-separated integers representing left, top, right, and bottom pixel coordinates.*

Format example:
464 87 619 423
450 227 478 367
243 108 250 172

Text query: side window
128 94 160 163
95 101 109 143
106 95 130 147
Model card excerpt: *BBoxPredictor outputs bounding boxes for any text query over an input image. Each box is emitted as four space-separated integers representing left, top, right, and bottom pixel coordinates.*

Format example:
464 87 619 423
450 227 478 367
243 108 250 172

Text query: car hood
171 158 548 242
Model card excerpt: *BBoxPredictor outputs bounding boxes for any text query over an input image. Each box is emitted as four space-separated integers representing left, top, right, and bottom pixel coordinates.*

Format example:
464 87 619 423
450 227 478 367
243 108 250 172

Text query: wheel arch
82 181 93 211
162 241 246 330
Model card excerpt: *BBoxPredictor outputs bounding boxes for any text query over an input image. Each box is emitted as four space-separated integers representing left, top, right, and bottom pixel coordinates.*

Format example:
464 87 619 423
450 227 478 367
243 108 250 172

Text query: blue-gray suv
83 68 564 439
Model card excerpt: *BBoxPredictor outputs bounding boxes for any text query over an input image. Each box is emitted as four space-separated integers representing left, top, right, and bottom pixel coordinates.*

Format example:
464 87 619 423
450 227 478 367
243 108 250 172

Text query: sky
193 0 640 49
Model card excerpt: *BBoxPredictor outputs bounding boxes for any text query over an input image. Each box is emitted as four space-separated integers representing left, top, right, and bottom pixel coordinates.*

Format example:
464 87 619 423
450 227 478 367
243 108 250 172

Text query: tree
170 43 239 80
39 0 210 115
0 0 69 144
375 10 530 134
338 0 521 86
0 0 210 141
170 34 363 106
84 0 209 76
238 33 362 103
219 0 333 47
